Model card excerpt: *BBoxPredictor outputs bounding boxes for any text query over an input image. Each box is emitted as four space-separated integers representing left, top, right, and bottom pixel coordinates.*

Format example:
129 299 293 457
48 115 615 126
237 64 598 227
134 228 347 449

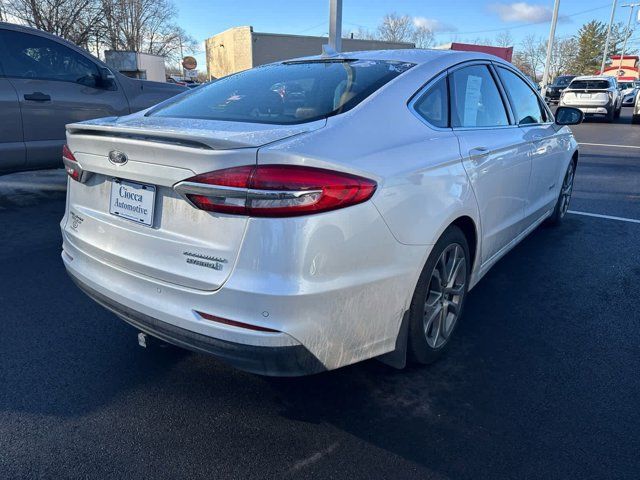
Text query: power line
438 4 612 35
294 21 328 35
347 4 612 37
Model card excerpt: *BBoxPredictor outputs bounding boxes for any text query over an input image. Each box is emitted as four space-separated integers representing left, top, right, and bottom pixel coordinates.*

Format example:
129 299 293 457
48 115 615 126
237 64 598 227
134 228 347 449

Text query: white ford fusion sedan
61 49 583 376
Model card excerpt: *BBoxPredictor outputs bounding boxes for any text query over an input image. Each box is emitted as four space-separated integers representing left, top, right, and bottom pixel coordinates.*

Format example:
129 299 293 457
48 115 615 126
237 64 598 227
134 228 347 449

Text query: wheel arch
450 215 479 275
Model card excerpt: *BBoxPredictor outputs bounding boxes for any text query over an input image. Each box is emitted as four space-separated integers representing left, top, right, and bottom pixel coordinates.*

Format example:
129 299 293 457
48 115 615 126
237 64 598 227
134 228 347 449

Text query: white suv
560 75 622 122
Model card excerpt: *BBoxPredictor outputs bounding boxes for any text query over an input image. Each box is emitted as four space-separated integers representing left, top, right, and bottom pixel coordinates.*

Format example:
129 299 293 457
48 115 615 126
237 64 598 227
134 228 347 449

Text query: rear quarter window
413 76 449 128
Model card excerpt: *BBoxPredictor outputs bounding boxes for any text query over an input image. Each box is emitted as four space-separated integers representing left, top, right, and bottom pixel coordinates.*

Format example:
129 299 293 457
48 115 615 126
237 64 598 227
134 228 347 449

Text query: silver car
0 22 185 175
61 50 583 376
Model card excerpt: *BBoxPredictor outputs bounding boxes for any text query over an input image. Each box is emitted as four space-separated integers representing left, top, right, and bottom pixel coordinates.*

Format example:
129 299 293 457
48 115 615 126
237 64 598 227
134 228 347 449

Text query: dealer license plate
109 178 156 227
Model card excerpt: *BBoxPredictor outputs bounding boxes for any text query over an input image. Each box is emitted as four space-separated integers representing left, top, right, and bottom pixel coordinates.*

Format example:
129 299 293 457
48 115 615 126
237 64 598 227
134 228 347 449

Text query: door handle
24 92 51 102
469 146 490 157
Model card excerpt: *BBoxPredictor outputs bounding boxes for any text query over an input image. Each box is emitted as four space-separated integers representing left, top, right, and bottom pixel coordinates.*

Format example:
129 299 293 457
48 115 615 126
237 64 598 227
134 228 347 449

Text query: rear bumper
61 197 424 373
562 105 610 115
69 272 326 376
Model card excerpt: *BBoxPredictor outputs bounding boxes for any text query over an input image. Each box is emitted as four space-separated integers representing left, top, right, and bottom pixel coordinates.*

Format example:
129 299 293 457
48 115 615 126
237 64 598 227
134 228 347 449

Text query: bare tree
351 26 376 41
514 34 545 81
494 31 513 48
412 25 434 49
3 0 103 47
99 0 198 63
377 13 414 43
547 37 578 79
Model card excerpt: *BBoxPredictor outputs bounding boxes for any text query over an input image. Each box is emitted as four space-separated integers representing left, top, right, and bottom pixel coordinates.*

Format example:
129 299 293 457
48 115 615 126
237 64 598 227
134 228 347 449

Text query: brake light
174 165 377 217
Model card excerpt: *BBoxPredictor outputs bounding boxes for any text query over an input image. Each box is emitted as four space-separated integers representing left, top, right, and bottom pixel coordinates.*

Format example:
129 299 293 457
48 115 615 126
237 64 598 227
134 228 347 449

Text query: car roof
284 48 505 66
572 75 613 81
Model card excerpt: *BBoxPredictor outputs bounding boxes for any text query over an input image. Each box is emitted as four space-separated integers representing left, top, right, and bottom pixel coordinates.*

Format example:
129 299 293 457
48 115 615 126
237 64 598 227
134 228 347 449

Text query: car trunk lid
62 116 325 291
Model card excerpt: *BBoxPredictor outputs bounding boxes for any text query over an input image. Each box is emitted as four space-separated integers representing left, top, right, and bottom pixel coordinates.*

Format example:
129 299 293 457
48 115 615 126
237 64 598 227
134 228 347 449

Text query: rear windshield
553 76 574 87
149 60 415 125
569 79 611 90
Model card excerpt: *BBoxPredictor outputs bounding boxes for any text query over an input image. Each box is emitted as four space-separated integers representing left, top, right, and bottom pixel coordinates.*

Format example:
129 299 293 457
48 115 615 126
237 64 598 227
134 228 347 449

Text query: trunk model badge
183 251 228 271
108 150 128 165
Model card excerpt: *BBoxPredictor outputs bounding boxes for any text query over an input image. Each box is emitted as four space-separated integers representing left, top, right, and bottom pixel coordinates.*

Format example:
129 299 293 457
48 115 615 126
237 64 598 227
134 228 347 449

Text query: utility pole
618 3 640 74
328 0 343 52
179 36 184 79
541 0 561 97
601 0 619 74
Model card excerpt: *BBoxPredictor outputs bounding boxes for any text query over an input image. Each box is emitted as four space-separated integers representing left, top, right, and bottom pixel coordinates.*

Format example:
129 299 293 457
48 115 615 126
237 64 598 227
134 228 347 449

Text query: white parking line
578 142 640 149
568 210 640 224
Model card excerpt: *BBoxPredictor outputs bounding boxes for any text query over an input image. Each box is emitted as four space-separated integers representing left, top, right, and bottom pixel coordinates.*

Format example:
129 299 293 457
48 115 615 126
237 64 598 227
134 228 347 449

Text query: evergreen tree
569 21 606 75
568 20 633 75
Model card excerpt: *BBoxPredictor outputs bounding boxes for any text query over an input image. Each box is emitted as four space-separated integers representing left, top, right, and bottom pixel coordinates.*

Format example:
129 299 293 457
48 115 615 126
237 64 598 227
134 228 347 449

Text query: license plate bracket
109 178 156 227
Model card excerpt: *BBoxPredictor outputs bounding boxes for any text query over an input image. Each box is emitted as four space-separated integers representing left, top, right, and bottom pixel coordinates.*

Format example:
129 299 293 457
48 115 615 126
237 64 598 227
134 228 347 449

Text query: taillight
174 165 377 217
62 144 91 183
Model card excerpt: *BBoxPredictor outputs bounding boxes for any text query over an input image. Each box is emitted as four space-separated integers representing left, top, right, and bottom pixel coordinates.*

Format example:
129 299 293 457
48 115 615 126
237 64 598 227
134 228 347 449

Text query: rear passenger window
414 77 449 128
450 65 509 128
497 67 545 125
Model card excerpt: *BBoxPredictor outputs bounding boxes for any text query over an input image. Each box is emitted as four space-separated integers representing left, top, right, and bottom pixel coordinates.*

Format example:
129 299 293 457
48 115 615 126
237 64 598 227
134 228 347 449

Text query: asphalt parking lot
1 110 639 480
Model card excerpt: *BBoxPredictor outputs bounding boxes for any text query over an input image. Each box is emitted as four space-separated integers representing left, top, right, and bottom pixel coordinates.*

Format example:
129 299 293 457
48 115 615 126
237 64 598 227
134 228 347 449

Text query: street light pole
542 0 560 98
601 0 619 75
541 0 561 97
328 0 343 53
618 3 640 74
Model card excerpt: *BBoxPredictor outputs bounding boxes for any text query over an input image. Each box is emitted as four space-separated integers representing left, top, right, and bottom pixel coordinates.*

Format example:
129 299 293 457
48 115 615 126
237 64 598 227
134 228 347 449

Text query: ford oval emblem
108 150 128 165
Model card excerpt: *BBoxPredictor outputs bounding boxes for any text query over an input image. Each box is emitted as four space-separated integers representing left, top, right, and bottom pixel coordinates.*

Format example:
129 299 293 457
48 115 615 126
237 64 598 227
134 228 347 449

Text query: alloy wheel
559 162 575 218
423 243 467 349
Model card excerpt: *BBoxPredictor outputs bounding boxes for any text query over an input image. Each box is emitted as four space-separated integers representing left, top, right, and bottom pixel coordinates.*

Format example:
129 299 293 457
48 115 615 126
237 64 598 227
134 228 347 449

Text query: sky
172 0 640 69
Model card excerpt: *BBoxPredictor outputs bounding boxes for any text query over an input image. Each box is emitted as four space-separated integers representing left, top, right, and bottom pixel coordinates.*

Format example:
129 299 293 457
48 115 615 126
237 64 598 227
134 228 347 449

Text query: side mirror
555 106 584 126
98 67 117 91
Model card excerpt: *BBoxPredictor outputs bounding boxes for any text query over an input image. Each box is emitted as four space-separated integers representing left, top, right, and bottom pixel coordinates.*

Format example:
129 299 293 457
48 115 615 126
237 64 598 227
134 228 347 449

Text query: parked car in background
632 96 640 124
61 50 583 376
619 80 639 106
559 75 622 122
545 75 576 104
0 22 187 175
167 75 201 88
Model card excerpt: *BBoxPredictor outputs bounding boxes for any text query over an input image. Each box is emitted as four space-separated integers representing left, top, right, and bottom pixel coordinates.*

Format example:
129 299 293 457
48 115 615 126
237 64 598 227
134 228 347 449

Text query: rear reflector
174 165 376 217
197 311 280 333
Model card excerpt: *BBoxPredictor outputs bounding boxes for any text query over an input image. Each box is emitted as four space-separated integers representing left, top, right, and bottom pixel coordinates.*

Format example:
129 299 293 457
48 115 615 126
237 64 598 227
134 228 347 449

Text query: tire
408 226 470 365
546 159 576 226
606 108 615 122
614 107 621 119
632 114 640 125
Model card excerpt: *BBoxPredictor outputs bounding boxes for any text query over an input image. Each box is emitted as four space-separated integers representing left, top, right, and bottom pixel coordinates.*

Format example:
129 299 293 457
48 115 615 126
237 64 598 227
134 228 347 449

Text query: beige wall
205 26 253 79
252 33 413 68
206 27 414 78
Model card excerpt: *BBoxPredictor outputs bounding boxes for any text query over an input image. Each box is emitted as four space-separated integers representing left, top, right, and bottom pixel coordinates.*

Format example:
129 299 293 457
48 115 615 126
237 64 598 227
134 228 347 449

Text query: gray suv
0 23 186 174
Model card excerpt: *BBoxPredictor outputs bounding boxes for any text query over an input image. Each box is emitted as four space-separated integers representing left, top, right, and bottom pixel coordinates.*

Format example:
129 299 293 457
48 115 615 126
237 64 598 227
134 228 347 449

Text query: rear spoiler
66 126 214 150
